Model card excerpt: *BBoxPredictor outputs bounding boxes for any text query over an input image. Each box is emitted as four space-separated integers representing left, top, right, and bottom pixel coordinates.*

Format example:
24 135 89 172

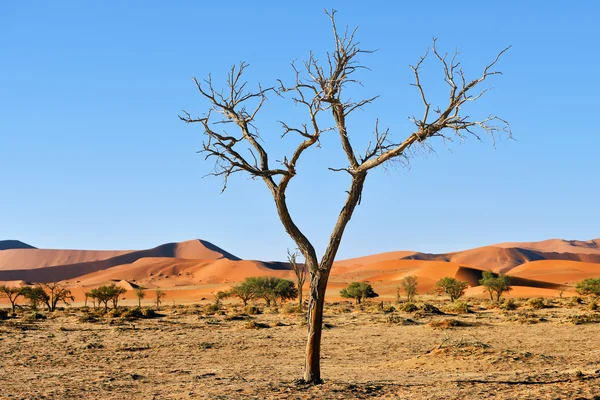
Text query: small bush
78 314 99 323
446 301 470 314
107 308 122 318
568 313 600 325
500 298 519 310
0 309 9 320
244 320 269 329
570 296 584 306
420 303 443 314
203 304 220 315
429 318 469 329
588 301 598 311
280 303 301 314
142 308 158 318
401 302 418 313
528 298 546 309
385 313 419 325
121 307 144 320
23 311 47 321
244 305 260 315
382 305 396 313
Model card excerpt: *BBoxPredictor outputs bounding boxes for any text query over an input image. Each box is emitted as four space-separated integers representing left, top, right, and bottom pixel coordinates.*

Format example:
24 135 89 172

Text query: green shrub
447 301 470 314
244 320 269 329
576 278 600 297
78 314 99 323
203 304 220 315
340 282 379 304
244 305 260 315
0 309 8 320
121 307 144 320
280 303 301 314
23 311 47 321
568 313 600 325
107 308 122 318
142 308 158 318
382 305 396 313
420 303 442 314
528 298 546 309
401 302 418 313
435 277 468 302
500 298 519 310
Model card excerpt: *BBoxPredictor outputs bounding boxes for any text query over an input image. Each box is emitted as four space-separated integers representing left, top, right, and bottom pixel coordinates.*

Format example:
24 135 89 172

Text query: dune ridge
0 240 238 283
0 240 36 251
0 238 598 298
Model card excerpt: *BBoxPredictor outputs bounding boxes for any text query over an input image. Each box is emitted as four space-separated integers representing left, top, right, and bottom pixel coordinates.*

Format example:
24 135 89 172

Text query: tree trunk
298 288 303 310
304 271 328 383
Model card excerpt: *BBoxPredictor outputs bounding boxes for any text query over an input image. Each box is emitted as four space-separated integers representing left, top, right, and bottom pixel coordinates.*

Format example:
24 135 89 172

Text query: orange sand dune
402 246 600 273
2 237 599 302
0 248 132 271
334 251 416 268
72 257 295 288
496 238 600 255
0 240 238 282
402 246 547 273
508 260 600 285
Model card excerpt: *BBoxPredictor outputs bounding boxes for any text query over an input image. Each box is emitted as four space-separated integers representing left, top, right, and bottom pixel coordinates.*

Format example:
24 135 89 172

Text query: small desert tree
288 249 307 309
90 285 124 312
135 287 146 308
155 289 166 309
0 285 23 313
340 282 379 304
436 277 468 302
229 279 257 306
40 282 75 312
108 284 127 309
479 270 513 301
85 291 98 309
400 276 418 302
576 278 600 297
21 286 49 311
274 278 299 305
180 10 510 383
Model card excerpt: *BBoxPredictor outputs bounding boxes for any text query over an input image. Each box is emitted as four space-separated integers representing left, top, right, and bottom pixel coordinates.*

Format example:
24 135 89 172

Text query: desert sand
2 238 600 399
2 298 600 399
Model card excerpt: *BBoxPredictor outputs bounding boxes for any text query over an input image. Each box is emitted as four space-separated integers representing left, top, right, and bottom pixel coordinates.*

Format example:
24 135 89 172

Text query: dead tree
288 249 307 309
180 10 510 384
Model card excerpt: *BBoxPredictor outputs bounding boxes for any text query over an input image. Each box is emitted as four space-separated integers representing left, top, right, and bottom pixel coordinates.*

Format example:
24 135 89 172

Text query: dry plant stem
180 9 509 384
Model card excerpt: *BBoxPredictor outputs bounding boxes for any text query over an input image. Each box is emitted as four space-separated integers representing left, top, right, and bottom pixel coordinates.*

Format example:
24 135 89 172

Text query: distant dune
0 240 238 282
400 245 600 274
495 238 600 255
0 240 36 251
0 237 599 300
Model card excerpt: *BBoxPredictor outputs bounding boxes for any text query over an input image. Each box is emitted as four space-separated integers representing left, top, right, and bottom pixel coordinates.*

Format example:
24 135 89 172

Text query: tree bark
304 269 329 383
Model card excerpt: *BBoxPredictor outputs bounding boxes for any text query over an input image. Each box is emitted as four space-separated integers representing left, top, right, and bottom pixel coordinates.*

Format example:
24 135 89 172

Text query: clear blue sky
1 1 598 261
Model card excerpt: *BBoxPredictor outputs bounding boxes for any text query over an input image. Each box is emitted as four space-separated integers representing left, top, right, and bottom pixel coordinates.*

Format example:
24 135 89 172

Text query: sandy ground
1 298 600 399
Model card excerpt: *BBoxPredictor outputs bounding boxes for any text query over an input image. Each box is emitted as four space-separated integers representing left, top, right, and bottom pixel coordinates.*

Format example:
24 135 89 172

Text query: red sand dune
508 260 600 285
73 257 295 288
401 246 600 273
496 238 600 255
0 240 238 282
1 238 599 303
0 248 132 271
